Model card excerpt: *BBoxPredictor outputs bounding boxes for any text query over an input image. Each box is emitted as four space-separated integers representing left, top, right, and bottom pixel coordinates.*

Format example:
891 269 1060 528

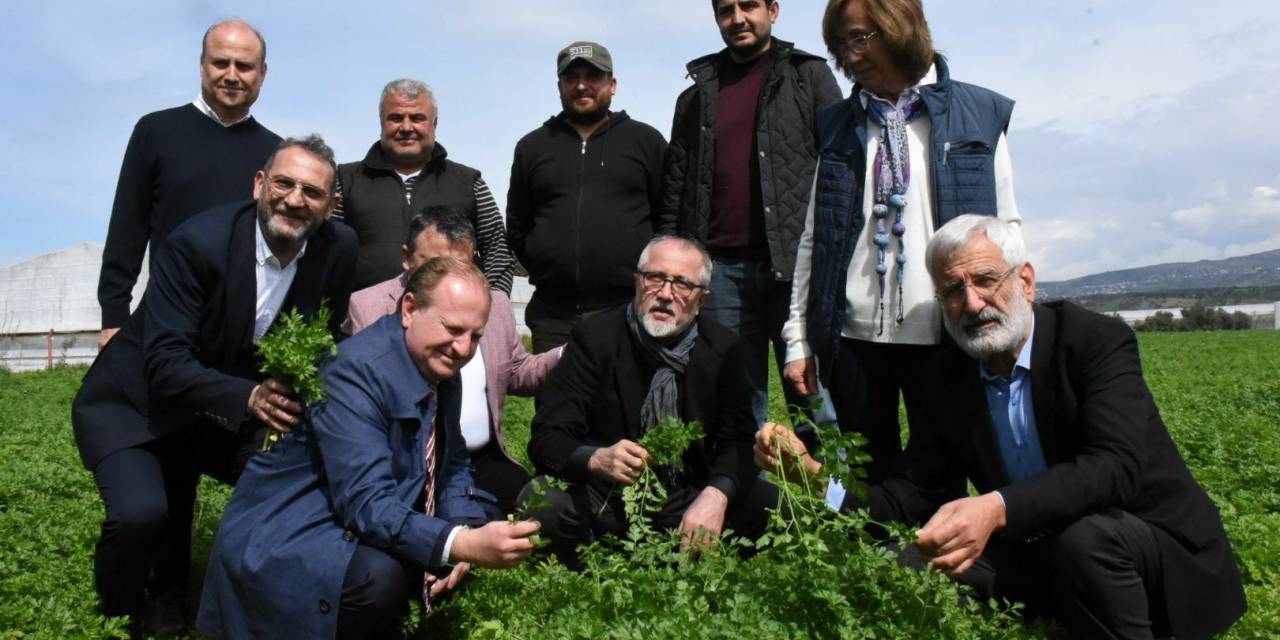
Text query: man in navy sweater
97 18 280 351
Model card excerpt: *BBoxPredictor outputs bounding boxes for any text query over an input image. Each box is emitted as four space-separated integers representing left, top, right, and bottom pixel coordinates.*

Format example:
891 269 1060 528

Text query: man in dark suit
525 235 772 563
72 135 358 633
755 215 1246 639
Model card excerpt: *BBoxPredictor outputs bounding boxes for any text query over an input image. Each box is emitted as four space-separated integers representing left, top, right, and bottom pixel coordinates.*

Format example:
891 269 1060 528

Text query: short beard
256 198 313 255
639 304 691 340
561 94 611 126
944 291 1033 361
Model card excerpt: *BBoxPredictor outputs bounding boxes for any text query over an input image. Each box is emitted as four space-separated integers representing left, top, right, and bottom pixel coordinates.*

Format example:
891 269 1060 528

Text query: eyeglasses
267 175 329 203
637 270 707 297
842 31 879 55
937 266 1017 307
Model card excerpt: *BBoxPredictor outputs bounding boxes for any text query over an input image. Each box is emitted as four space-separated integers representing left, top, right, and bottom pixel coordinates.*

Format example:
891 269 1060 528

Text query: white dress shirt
193 94 252 127
254 223 306 341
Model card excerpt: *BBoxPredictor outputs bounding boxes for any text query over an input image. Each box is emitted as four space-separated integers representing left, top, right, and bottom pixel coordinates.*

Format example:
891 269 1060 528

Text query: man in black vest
507 42 668 353
659 1 842 428
98 18 280 352
335 79 515 294
73 136 357 635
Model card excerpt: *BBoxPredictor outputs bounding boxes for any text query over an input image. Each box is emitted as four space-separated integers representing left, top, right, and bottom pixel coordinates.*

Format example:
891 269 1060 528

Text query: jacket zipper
575 138 586 302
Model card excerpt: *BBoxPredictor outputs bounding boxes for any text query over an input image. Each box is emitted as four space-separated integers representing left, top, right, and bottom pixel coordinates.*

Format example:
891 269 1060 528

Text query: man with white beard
755 215 1245 639
524 236 774 565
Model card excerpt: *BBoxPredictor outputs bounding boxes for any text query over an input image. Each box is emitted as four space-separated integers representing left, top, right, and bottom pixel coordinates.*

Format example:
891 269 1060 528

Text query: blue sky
2 0 1277 280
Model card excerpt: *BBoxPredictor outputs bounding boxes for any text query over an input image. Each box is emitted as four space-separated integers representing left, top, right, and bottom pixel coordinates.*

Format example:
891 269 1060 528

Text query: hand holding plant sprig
254 302 337 451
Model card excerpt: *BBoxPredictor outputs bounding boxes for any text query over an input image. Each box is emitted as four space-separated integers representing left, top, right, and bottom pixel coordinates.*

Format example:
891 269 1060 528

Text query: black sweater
506 111 667 308
98 104 280 327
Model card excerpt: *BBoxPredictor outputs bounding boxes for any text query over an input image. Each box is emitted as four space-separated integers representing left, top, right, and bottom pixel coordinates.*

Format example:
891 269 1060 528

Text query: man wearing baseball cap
507 41 669 352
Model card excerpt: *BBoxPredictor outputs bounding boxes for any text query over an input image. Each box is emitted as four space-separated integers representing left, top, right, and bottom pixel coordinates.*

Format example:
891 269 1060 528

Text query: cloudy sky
2 0 1277 280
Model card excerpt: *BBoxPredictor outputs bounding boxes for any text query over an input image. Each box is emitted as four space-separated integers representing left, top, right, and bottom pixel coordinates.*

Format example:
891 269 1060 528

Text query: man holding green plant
72 135 358 635
756 215 1245 639
198 257 540 640
524 235 773 563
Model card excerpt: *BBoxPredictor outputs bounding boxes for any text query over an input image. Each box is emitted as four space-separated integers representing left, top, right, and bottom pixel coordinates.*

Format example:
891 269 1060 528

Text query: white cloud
1224 233 1280 257
1170 204 1217 227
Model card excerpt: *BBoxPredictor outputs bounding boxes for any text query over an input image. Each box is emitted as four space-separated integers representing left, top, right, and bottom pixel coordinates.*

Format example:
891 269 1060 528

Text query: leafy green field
1 331 1276 638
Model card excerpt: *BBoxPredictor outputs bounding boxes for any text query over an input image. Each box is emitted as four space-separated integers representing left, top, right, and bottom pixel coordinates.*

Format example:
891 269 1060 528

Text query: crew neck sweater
99 103 280 327
709 52 771 254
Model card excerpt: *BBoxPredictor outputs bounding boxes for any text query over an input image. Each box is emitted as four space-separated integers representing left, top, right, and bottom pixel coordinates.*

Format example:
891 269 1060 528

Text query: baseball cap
557 41 613 75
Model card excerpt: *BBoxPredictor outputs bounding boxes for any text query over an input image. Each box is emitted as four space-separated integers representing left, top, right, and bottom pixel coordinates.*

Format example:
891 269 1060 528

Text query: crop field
0 331 1276 638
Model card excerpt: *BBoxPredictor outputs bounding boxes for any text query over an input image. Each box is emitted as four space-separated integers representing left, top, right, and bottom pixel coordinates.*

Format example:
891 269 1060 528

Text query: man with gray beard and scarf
524 236 774 566
756 216 1245 639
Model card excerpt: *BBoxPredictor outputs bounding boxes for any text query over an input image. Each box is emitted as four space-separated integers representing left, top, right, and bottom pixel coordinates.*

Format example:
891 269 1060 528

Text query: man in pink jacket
344 205 561 515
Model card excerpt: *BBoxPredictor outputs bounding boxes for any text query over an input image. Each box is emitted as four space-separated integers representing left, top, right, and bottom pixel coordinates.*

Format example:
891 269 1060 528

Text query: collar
979 318 1035 383
255 219 308 268
859 63 937 110
193 94 252 127
361 140 448 174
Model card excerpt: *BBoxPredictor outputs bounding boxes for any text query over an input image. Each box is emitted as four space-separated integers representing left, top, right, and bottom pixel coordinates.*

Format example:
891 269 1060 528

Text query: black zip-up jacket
658 39 842 281
507 110 667 308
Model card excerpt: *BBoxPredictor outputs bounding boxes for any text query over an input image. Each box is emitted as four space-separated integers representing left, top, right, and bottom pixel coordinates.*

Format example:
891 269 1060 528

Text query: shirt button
319 599 331 613
342 530 355 542
758 151 766 158
764 206 772 213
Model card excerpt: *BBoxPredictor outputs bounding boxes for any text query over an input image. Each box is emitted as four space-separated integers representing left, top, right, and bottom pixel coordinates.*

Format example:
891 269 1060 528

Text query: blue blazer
197 314 488 639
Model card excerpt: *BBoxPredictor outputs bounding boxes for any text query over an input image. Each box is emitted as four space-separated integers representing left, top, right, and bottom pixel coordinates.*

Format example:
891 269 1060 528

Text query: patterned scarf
864 91 925 335
625 303 698 431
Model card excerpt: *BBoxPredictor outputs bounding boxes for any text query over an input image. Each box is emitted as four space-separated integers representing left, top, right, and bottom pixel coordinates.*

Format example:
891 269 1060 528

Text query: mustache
962 307 1005 332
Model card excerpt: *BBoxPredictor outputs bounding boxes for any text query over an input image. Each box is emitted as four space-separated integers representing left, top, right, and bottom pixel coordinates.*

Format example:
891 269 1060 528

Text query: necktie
421 415 439 608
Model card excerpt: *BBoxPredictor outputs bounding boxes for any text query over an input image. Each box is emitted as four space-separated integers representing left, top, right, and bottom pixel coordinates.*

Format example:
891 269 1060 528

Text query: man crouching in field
197 258 539 640
755 216 1246 639
523 235 774 566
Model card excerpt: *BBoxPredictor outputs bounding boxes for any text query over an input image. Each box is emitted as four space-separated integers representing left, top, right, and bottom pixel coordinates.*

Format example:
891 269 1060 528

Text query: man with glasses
758 216 1246 640
72 136 357 635
507 41 668 353
524 236 772 564
659 0 841 429
781 0 1022 484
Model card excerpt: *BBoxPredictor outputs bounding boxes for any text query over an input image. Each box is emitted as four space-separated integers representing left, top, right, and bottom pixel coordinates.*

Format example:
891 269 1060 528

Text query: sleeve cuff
439 525 465 567
707 475 738 503
565 445 600 483
825 478 847 512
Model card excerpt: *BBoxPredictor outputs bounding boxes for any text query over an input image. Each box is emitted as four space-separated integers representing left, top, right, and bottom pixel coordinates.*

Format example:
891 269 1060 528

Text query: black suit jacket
856 301 1245 638
73 201 358 470
527 306 756 504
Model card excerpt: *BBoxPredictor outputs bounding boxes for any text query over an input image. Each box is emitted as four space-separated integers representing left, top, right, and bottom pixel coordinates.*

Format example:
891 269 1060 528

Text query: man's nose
963 285 986 316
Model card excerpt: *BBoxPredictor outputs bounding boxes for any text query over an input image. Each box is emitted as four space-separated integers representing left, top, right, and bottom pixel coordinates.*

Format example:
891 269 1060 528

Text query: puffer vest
807 56 1014 382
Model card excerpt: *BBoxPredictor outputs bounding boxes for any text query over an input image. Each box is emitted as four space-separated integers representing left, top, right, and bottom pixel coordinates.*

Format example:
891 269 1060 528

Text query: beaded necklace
866 92 924 336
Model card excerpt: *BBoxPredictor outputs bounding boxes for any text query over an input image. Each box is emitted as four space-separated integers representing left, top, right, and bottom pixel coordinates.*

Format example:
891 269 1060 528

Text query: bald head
199 19 268 123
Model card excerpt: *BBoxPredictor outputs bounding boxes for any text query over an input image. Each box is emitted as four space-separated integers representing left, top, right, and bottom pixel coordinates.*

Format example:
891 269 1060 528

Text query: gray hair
261 134 338 191
201 18 267 64
636 235 713 285
925 215 1027 280
380 78 437 119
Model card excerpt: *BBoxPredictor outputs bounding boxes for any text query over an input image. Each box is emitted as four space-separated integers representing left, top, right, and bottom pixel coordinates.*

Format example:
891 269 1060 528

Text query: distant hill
1038 249 1280 300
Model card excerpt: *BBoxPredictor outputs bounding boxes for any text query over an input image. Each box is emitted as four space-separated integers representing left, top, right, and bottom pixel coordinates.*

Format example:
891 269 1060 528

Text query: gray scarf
625 303 698 431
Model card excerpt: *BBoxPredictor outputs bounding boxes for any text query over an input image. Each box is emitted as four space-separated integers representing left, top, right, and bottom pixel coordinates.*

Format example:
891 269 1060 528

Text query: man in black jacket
73 136 357 634
335 78 515 294
98 19 280 353
659 0 842 426
507 41 668 353
756 216 1246 639
525 236 771 563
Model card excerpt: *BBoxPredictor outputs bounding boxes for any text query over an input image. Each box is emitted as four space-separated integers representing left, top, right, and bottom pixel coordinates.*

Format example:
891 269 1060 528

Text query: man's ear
401 244 412 272
401 291 420 328
1017 262 1037 301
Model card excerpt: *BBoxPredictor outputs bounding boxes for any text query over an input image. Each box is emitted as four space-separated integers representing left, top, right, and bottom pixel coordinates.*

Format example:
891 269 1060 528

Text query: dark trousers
828 338 938 484
525 291 619 354
336 544 415 640
470 443 532 518
90 427 248 617
522 474 777 567
703 255 808 426
927 509 1168 639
